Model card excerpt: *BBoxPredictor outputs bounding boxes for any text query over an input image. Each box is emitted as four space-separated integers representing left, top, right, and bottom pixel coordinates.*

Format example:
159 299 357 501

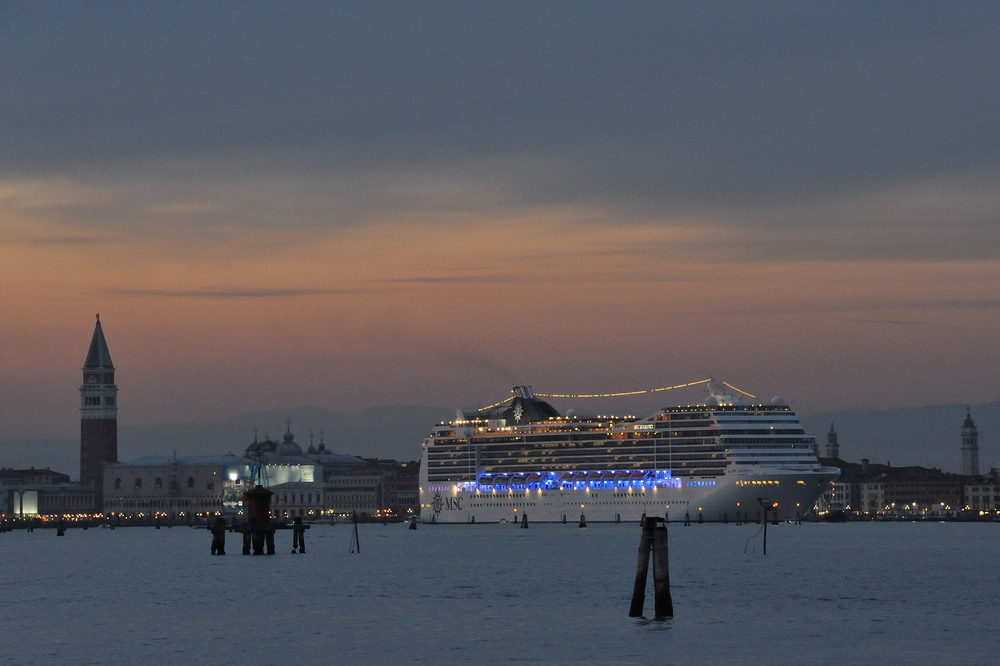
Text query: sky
2 2 999 444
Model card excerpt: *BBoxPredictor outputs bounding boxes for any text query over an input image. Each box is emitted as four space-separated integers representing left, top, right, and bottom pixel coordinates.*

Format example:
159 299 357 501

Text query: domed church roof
276 427 303 456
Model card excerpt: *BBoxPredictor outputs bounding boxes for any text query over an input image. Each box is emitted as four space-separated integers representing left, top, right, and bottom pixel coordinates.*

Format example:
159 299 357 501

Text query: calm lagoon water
1 521 996 664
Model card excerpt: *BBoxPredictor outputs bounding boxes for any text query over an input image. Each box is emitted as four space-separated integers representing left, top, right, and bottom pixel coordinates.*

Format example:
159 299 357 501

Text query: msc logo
431 493 463 514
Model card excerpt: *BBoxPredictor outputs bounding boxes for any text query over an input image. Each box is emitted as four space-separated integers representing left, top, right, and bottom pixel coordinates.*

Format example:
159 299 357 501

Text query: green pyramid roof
84 315 114 369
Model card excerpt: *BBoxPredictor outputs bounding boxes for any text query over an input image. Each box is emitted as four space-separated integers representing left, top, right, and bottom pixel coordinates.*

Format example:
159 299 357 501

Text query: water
1 521 996 664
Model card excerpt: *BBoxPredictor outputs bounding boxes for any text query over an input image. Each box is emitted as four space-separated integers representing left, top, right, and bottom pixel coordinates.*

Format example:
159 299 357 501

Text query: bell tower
80 314 118 512
961 408 979 476
825 423 840 459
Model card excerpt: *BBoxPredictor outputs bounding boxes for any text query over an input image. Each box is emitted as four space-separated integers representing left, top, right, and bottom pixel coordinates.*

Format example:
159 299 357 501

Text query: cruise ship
419 381 840 524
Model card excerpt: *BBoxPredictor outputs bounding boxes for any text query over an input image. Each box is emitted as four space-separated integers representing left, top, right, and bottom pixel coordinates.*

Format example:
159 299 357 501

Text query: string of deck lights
720 381 757 399
475 378 758 413
536 379 714 399
477 396 515 411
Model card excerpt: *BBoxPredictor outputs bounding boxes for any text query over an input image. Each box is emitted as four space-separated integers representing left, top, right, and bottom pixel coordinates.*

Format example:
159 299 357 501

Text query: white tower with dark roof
80 314 118 512
961 408 979 476
825 424 840 459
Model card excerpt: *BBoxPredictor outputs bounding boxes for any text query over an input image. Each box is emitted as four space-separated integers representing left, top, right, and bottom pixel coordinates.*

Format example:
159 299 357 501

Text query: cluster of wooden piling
208 516 309 556
209 485 308 556
629 516 673 619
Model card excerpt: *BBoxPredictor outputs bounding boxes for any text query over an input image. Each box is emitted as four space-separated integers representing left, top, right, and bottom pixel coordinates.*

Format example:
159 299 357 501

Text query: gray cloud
2 2 998 245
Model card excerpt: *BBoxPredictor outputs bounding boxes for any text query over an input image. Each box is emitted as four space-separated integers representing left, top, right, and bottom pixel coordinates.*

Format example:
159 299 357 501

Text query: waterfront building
319 458 420 520
381 462 419 519
80 315 119 512
104 428 319 521
880 475 962 516
961 409 980 476
818 457 969 519
1 468 94 518
100 423 418 521
963 481 999 513
962 468 1000 515
859 479 885 515
325 473 382 518
301 434 421 519
271 482 327 520
104 454 244 521
816 473 857 514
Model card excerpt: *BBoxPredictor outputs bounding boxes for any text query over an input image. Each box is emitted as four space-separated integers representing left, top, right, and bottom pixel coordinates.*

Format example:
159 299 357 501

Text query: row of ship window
446 409 794 433
429 461 727 471
426 463 727 476
428 449 727 461
427 461 728 482
435 431 801 446
428 439 809 456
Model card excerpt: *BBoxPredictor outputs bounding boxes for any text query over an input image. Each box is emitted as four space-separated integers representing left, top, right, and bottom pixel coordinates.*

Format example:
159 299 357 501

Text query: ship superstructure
419 382 839 523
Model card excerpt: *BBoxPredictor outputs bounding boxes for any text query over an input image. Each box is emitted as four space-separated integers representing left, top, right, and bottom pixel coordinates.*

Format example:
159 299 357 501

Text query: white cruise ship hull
421 466 840 524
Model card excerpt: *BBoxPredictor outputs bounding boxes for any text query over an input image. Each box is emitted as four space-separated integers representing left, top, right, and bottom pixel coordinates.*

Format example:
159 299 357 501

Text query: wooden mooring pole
763 507 768 555
628 517 674 619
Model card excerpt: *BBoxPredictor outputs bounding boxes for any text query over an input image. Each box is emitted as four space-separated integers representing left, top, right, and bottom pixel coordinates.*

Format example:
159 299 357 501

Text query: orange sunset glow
2 4 998 473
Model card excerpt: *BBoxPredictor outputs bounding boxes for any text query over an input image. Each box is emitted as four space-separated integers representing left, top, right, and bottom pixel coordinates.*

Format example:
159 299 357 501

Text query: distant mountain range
0 404 453 480
2 401 997 481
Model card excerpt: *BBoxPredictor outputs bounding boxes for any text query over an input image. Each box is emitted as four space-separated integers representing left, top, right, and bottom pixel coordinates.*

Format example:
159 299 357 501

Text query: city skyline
2 3 999 444
2 315 995 480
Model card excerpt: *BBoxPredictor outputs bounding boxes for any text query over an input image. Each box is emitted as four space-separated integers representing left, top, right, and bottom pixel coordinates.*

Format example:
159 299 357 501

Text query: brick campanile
80 314 118 512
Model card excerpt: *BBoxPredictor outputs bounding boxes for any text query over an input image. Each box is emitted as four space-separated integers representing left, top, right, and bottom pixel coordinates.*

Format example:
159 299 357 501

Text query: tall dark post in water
245 485 275 555
757 498 772 555
291 517 306 554
350 511 361 554
763 507 768 555
628 516 673 619
210 517 226 555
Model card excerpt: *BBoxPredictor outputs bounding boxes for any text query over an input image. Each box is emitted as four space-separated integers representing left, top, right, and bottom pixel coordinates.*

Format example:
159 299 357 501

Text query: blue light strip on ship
456 469 714 493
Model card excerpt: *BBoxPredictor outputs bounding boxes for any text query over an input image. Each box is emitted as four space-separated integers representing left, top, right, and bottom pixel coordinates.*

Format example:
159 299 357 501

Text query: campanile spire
80 314 118 512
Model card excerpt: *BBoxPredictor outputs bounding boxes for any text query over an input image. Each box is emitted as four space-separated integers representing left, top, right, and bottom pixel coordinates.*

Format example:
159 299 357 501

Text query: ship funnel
513 386 535 400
